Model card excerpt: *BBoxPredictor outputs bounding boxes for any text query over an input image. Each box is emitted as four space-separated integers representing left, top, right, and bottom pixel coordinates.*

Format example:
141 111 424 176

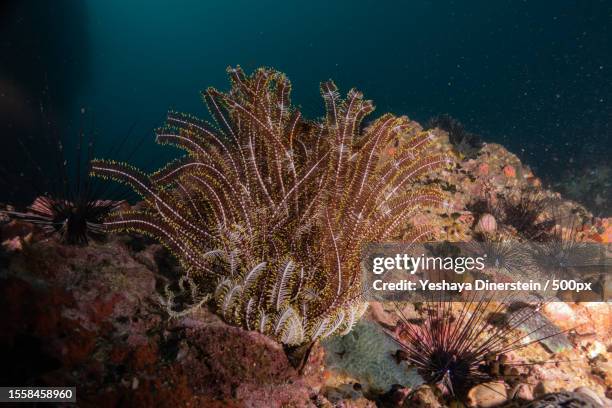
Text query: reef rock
403 385 444 408
0 235 324 407
522 391 604 408
467 382 507 408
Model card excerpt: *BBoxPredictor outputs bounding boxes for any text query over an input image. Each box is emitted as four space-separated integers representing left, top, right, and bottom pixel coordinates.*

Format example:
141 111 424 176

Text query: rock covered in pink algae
0 235 328 407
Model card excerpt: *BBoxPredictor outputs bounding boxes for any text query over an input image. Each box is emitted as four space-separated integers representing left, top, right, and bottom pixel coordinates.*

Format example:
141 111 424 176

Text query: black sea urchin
388 296 569 400
426 114 484 159
4 197 122 245
526 216 605 285
0 106 129 245
467 236 533 279
467 188 556 242
498 189 556 242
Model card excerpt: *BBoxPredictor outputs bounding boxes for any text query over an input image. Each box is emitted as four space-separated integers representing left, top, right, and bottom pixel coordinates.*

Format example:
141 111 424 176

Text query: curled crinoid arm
158 276 212 319
94 66 447 347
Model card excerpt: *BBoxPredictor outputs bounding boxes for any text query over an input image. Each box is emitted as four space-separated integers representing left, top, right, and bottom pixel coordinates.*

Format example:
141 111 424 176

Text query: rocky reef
1 114 611 406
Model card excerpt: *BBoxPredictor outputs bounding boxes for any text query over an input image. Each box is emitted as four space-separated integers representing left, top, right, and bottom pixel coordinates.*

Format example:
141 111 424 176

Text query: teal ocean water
0 0 610 200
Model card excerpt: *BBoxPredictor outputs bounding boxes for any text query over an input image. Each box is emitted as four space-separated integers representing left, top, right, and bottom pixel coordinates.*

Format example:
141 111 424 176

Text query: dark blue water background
1 0 610 198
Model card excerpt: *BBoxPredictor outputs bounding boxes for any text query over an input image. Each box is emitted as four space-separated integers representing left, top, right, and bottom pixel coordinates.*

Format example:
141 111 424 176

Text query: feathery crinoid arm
104 210 216 277
90 159 154 199
90 159 218 268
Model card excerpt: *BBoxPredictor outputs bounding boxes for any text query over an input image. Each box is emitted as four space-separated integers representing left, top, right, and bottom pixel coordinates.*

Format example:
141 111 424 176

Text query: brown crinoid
91 66 448 346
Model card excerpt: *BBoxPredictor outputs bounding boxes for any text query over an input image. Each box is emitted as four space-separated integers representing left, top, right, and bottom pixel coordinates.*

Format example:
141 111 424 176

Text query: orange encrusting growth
91 66 448 345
